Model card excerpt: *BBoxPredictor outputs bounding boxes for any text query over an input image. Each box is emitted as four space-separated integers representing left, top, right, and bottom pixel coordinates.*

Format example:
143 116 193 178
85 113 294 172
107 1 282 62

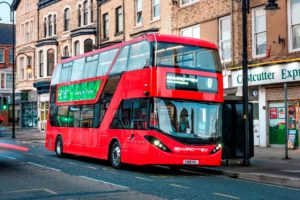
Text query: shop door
269 102 299 147
21 102 38 128
40 102 49 131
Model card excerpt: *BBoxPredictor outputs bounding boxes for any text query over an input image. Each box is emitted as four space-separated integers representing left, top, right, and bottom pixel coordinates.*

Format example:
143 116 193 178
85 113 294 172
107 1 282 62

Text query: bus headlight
144 135 172 152
209 143 222 154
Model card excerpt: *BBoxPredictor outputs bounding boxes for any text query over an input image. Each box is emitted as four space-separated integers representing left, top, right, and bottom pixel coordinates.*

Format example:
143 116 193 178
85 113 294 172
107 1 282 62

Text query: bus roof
60 34 218 64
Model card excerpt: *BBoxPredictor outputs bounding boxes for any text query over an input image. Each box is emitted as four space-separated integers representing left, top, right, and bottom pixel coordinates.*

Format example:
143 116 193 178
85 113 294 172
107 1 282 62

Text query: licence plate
183 160 199 165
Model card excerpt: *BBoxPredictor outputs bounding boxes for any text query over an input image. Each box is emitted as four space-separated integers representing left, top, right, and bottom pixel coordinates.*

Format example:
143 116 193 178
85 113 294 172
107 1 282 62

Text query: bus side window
128 41 150 71
70 58 85 81
132 99 149 130
60 62 73 83
110 99 132 129
93 103 101 128
97 48 118 76
80 105 94 128
84 54 99 79
57 106 69 127
110 46 129 75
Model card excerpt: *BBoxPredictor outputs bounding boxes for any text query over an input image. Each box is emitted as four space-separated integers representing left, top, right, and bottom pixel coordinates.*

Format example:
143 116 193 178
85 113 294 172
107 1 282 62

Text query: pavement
1 126 300 189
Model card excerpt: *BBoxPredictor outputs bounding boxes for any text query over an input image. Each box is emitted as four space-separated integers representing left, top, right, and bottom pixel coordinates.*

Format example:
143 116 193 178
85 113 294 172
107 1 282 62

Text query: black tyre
55 136 64 158
110 141 122 169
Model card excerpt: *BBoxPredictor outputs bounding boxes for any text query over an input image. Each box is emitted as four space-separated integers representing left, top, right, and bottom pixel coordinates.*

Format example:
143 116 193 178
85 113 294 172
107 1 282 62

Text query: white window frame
180 0 199 7
219 16 232 63
288 0 300 52
0 49 4 63
180 24 200 39
152 0 160 21
252 7 266 58
135 0 142 26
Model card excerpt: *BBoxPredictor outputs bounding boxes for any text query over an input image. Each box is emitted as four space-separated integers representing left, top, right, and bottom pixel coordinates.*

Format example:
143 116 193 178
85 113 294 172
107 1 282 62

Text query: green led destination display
166 73 218 93
57 80 102 102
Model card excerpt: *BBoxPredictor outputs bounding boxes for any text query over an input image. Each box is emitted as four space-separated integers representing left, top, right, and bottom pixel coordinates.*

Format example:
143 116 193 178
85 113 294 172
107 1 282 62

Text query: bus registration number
183 160 199 165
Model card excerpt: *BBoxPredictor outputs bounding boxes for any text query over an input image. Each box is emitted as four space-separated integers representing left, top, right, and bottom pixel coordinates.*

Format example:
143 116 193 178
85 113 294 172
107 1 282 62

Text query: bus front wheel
110 141 122 169
55 136 64 158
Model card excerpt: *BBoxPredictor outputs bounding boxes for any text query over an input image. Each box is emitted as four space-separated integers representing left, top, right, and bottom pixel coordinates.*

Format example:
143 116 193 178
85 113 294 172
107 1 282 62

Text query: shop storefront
16 91 38 129
33 80 51 132
231 61 300 148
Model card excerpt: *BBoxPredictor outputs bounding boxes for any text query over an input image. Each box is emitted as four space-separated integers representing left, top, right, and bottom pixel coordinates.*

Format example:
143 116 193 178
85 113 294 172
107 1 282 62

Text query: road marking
135 176 153 182
1 155 17 160
37 155 45 158
27 153 34 156
280 170 300 173
69 162 78 165
213 193 240 199
86 166 97 170
79 176 129 189
169 184 189 189
27 162 61 172
7 188 57 195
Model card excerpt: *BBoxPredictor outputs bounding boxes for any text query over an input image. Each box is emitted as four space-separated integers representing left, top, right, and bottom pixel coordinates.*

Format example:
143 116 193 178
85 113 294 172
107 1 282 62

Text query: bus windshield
151 98 221 144
154 42 221 73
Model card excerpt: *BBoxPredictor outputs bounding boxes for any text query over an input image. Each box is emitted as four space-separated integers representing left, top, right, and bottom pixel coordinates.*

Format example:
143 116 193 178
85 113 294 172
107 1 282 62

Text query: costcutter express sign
232 62 300 87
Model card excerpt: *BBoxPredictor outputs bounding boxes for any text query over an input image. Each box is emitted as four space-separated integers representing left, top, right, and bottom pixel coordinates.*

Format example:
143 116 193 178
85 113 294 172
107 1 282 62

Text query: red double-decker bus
45 34 223 168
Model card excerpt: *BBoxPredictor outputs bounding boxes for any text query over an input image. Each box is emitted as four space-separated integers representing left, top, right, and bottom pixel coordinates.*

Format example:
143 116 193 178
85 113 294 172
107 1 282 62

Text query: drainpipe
96 0 99 48
122 0 125 41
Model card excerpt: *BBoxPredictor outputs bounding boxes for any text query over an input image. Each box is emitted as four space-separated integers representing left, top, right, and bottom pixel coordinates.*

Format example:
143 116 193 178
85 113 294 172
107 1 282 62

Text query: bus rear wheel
110 141 122 169
55 136 64 158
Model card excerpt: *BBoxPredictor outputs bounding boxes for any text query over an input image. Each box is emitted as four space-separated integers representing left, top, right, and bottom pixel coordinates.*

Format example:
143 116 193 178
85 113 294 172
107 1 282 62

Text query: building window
180 24 200 39
91 0 94 22
63 46 69 57
64 8 70 31
53 15 56 35
78 5 82 27
252 7 266 58
20 57 25 80
44 18 47 38
27 56 32 79
83 1 88 25
103 13 109 39
135 0 142 26
48 15 53 37
0 49 4 63
39 50 44 77
9 49 13 63
84 39 93 53
219 16 232 62
1 74 4 89
6 74 12 89
116 6 123 34
25 22 29 42
74 41 80 56
152 0 160 20
180 0 199 7
47 49 55 76
289 0 300 51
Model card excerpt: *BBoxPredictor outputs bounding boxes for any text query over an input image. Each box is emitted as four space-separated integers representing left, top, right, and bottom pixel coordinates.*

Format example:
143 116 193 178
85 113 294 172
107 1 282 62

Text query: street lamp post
0 1 15 139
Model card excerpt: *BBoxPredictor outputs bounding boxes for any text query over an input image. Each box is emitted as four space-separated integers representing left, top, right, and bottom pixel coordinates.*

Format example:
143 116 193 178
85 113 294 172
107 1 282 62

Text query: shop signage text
232 62 300 87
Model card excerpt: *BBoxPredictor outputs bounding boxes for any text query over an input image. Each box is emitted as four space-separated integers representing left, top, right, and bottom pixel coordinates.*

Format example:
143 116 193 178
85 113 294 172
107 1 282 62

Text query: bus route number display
57 80 102 103
166 73 218 93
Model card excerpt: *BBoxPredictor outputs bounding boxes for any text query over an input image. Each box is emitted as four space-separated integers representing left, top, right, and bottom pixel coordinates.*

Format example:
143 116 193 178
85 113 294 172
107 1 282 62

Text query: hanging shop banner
232 62 300 87
57 80 102 103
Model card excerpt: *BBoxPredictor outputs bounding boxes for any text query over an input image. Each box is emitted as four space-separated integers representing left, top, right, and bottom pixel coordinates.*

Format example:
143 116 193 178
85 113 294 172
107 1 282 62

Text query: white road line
7 188 57 195
1 155 17 160
169 184 189 189
86 166 97 170
213 192 240 199
79 176 129 189
68 162 78 165
280 170 300 173
27 162 61 172
135 176 153 182
37 155 45 158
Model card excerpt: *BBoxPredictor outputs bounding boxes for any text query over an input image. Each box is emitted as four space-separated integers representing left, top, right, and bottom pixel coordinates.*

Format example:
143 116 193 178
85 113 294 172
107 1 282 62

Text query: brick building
0 23 13 126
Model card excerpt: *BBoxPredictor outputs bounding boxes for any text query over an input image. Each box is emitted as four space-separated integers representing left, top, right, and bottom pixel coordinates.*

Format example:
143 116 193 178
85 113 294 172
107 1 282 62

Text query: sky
0 0 13 24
